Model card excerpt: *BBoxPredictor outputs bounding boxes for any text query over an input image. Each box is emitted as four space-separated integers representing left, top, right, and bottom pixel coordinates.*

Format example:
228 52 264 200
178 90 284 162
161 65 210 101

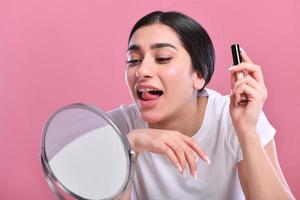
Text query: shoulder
108 104 138 119
206 88 229 108
205 88 231 122
107 104 146 133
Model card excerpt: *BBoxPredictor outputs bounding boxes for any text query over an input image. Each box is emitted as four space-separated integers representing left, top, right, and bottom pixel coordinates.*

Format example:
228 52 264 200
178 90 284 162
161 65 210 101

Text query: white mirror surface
43 106 130 200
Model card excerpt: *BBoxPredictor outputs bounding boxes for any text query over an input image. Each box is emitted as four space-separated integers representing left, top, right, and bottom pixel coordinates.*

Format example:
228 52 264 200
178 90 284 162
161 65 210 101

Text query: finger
234 89 246 105
180 136 210 165
232 75 260 94
235 83 259 102
239 47 253 64
231 78 259 105
184 149 198 179
230 70 248 105
167 141 187 172
229 89 237 109
229 62 264 84
162 144 183 173
230 70 236 90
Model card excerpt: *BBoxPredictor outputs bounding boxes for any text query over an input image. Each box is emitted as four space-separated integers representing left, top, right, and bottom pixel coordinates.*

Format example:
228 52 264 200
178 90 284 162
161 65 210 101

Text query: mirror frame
40 103 136 200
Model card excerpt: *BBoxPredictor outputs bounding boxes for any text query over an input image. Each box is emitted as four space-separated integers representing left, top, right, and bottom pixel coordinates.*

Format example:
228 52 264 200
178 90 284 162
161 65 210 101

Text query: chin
139 110 162 124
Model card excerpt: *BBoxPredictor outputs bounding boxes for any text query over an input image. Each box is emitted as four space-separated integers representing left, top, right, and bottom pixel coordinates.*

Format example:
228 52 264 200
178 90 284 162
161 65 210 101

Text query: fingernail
240 47 245 53
205 155 211 165
194 171 198 180
228 66 236 71
235 101 238 107
176 162 183 172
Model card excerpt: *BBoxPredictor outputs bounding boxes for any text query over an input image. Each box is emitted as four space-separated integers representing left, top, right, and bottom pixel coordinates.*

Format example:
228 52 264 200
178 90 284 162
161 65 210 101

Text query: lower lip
138 97 161 109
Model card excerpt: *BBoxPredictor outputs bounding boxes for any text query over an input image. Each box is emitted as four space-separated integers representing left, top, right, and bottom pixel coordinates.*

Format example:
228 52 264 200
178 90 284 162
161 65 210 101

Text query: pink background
1 0 299 199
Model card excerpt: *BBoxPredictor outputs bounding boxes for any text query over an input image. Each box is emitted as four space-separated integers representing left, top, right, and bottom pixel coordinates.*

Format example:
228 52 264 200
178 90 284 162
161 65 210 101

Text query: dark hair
128 11 215 90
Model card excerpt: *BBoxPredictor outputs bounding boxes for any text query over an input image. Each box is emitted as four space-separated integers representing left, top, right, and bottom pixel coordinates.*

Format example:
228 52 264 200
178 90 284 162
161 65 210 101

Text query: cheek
125 68 136 91
163 64 193 88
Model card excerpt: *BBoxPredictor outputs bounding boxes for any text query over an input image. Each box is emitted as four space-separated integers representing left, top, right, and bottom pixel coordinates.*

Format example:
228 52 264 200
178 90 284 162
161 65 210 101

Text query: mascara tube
231 44 248 104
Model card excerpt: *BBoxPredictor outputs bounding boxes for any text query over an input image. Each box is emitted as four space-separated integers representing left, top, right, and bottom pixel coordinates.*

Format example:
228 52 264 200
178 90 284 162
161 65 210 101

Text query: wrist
234 124 257 135
237 131 262 151
127 130 139 153
127 129 147 155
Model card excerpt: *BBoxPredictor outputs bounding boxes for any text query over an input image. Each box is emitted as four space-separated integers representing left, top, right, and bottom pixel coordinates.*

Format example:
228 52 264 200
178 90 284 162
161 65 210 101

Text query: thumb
229 91 237 111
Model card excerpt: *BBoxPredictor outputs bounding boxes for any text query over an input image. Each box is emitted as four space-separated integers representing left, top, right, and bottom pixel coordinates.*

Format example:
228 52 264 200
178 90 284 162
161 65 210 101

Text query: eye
126 59 142 66
156 57 172 64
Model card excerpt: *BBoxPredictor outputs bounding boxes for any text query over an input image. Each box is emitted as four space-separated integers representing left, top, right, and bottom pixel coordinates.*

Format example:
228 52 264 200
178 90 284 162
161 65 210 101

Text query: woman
108 11 294 200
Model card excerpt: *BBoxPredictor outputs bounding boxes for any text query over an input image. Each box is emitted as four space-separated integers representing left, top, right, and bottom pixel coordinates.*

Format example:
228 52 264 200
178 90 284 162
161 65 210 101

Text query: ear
193 72 205 90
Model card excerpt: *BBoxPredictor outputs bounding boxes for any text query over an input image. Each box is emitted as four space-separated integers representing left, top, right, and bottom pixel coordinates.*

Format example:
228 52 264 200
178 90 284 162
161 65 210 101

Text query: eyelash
126 57 172 66
126 59 141 66
156 57 172 64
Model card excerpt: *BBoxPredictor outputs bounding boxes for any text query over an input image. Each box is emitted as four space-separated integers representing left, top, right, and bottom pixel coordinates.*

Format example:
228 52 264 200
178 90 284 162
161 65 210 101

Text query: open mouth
136 88 164 101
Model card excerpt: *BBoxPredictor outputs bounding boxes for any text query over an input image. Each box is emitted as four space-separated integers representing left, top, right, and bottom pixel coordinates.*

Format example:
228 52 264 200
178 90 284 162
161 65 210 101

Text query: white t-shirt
108 88 276 200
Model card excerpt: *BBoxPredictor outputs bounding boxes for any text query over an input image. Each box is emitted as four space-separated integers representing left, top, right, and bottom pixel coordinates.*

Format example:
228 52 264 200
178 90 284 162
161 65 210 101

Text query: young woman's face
126 23 204 123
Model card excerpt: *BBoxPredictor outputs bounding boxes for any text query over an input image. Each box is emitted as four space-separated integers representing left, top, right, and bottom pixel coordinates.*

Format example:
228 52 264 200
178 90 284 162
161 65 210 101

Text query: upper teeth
138 88 159 92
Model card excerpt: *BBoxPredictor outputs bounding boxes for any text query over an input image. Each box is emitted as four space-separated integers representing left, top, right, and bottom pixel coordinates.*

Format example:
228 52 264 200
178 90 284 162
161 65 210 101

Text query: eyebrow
127 43 177 51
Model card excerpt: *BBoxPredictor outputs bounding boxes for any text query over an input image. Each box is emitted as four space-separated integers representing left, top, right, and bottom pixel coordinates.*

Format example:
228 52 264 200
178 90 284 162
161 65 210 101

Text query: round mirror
41 103 135 200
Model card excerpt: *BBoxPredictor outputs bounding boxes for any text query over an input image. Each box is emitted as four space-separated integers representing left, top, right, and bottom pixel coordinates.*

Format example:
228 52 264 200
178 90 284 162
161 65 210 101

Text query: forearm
127 129 149 155
238 133 294 200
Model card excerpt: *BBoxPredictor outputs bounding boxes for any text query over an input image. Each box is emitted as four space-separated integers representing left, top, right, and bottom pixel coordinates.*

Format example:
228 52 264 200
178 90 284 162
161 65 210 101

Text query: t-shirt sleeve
106 105 131 135
107 104 145 135
236 111 276 162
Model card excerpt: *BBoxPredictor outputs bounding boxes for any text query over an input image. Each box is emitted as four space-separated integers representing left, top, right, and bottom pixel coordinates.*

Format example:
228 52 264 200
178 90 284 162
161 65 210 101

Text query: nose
135 56 155 79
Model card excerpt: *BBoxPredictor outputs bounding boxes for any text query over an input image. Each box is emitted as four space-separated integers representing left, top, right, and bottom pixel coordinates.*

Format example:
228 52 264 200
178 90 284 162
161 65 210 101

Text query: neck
149 96 208 137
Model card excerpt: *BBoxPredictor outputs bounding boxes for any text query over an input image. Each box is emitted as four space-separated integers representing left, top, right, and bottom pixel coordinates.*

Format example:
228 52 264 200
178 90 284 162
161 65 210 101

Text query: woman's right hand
127 129 210 178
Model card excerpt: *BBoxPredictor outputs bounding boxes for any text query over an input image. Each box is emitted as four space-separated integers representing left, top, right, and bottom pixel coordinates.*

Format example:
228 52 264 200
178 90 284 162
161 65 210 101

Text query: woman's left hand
229 48 268 136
